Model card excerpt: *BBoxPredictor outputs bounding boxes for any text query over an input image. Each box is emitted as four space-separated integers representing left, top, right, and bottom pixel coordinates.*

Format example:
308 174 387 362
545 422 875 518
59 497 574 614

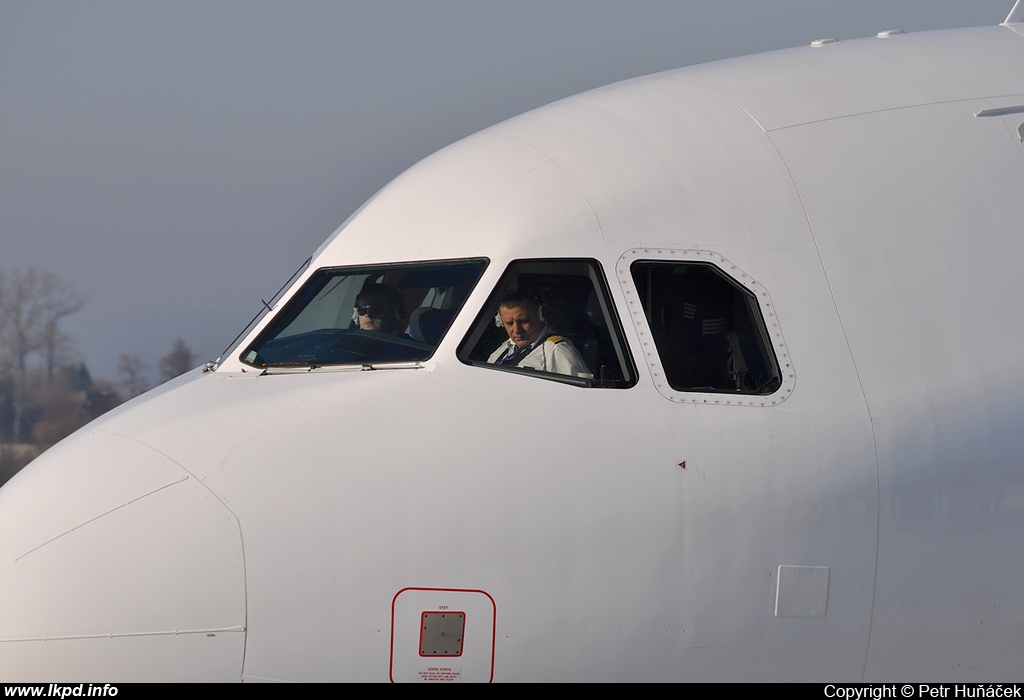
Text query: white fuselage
2 20 1024 682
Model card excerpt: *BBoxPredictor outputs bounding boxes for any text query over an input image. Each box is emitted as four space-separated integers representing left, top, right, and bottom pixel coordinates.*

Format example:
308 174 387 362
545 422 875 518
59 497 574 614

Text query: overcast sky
1 0 1015 384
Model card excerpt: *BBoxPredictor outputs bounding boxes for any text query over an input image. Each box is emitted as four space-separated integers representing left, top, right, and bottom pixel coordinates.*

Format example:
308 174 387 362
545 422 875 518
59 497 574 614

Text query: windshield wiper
260 361 424 376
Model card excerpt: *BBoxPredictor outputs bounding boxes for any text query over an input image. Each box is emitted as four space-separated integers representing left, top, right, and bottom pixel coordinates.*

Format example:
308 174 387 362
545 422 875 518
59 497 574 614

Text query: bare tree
0 268 46 377
0 268 85 380
39 276 87 380
117 354 150 397
160 337 197 381
0 267 86 446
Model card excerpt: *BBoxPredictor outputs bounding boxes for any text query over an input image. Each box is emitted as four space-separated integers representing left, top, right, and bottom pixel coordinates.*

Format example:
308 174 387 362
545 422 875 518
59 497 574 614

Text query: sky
1 0 1015 385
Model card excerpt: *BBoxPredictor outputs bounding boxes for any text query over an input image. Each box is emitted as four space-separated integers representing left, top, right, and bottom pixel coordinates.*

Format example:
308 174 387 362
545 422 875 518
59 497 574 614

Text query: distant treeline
0 267 196 484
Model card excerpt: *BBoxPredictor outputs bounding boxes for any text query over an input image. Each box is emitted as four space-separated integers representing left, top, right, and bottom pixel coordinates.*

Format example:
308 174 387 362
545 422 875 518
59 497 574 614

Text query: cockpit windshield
241 259 488 368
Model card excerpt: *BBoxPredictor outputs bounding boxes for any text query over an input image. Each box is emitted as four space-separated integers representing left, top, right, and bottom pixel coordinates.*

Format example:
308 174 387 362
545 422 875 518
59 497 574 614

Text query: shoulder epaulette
546 335 565 344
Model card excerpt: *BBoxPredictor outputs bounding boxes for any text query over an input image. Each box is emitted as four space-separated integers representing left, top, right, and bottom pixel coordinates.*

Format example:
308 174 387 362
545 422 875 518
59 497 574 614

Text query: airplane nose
0 430 246 682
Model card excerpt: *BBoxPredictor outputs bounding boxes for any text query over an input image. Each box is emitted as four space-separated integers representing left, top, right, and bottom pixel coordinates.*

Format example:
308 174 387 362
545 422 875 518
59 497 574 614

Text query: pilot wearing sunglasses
355 283 407 336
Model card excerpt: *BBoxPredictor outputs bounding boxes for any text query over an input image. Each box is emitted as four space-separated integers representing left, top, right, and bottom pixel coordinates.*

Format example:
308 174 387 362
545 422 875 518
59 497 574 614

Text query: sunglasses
356 304 389 317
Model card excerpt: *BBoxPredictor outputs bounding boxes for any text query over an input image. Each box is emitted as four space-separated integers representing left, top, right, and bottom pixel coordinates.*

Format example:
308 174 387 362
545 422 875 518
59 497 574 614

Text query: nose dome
0 430 246 681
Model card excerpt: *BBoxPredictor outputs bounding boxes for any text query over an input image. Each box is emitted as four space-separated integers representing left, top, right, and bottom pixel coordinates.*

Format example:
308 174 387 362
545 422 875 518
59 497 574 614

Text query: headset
494 290 545 327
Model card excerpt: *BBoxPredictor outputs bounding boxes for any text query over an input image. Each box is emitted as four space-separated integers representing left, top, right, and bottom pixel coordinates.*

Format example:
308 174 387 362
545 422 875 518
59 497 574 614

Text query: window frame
239 257 489 370
618 248 793 406
457 258 637 388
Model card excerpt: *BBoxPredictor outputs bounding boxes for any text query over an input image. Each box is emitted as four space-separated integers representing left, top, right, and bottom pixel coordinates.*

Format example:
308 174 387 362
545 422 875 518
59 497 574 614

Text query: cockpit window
241 259 488 368
630 260 781 395
458 259 636 388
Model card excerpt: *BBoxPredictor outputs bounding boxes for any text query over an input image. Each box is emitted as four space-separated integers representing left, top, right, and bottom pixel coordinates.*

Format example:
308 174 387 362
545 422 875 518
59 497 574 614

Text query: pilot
488 291 590 377
355 283 407 335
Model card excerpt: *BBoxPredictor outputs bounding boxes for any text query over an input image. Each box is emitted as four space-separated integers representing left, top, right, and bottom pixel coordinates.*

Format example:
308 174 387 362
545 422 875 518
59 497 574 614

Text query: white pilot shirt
488 325 590 377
